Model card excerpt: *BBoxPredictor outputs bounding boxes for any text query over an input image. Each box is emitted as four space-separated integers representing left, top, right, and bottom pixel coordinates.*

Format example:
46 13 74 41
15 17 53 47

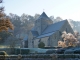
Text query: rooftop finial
43 9 45 12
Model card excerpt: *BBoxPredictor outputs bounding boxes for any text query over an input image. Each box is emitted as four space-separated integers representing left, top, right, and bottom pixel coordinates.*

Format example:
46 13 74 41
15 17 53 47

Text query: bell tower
35 12 53 35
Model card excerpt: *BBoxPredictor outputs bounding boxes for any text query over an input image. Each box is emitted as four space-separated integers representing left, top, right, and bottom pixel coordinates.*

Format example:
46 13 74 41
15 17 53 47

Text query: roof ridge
48 20 67 26
37 12 51 20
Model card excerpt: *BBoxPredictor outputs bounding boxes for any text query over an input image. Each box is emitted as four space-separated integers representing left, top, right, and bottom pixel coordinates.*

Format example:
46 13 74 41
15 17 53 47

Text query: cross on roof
43 9 45 12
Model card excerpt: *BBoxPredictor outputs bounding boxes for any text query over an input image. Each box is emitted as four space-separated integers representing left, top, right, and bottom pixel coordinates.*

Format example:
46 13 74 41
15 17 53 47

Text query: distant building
28 12 74 48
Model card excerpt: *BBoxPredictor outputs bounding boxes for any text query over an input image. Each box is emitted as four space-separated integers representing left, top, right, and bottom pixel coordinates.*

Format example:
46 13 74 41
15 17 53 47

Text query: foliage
46 50 56 54
0 31 11 43
38 42 45 48
0 0 14 32
74 31 79 38
15 48 30 55
58 31 78 47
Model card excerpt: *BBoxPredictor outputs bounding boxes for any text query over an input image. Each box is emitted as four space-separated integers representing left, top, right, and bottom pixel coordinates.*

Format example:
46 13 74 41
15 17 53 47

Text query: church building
28 12 74 48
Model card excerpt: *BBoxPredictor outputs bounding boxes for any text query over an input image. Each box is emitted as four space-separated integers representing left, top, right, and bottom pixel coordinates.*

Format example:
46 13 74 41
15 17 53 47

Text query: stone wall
28 31 33 48
34 37 49 48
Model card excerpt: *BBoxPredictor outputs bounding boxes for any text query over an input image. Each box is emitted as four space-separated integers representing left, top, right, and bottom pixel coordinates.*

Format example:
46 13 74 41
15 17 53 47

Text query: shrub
15 48 30 55
46 50 56 54
38 42 45 48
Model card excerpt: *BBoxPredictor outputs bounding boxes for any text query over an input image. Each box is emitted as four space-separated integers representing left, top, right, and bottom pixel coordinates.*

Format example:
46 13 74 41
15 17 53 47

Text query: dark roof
37 12 51 20
31 27 39 37
31 31 39 37
42 20 67 34
37 20 67 38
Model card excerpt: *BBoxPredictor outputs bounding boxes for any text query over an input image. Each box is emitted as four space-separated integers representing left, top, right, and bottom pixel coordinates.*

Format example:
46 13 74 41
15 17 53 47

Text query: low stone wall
1 54 80 60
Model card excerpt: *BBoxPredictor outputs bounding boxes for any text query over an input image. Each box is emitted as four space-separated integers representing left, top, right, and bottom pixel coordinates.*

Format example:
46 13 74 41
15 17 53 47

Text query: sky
2 0 80 21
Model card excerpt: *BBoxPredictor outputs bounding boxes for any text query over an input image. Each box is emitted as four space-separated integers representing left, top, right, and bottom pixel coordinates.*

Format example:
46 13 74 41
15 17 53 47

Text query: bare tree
74 31 79 38
58 31 78 47
58 41 66 48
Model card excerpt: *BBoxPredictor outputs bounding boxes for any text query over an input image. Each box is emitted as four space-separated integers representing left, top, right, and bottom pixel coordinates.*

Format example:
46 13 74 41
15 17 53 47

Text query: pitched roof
42 20 67 34
37 20 67 38
31 30 39 37
37 12 51 20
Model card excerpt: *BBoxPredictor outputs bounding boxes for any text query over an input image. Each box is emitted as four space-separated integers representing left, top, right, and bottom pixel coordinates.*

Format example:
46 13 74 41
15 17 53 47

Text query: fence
0 54 80 60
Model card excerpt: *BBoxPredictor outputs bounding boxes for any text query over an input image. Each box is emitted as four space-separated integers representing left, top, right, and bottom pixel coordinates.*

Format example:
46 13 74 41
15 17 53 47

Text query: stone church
28 12 74 48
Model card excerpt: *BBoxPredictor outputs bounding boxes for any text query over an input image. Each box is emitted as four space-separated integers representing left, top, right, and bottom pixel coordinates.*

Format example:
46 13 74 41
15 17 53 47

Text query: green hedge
46 50 56 54
15 48 30 55
57 54 80 58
